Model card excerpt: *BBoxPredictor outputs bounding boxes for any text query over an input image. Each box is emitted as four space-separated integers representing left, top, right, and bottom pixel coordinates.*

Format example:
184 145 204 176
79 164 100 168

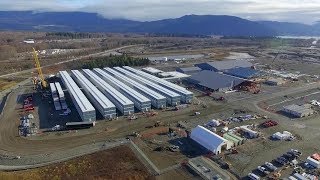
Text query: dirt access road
0 45 139 78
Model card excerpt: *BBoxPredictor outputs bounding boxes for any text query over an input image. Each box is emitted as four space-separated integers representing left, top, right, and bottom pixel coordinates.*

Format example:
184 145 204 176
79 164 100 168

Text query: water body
278 36 320 40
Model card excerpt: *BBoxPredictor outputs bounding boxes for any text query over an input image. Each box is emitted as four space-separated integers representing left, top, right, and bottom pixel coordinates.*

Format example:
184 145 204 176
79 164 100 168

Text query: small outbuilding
282 104 314 118
190 125 231 154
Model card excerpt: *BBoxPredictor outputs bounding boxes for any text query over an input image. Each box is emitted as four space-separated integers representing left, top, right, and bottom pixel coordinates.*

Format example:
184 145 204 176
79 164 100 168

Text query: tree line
81 54 150 69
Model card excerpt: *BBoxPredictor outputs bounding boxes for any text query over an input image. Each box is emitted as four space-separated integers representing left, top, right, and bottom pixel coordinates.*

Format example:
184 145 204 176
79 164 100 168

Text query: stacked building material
54 82 68 110
50 83 61 111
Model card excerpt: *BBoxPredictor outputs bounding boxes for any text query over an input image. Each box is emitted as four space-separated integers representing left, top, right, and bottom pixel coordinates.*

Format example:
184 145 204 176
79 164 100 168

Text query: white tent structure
190 125 231 154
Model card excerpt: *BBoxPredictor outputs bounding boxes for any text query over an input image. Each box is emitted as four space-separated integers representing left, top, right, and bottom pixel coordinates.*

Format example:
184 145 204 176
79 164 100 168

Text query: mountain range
0 11 319 37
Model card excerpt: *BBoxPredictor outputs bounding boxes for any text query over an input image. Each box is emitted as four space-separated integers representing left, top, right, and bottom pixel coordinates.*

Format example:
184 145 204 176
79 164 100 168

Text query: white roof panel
82 69 133 106
114 67 180 98
94 68 150 103
71 70 115 109
50 83 56 93
190 125 228 153
59 71 95 112
123 66 193 95
104 68 166 100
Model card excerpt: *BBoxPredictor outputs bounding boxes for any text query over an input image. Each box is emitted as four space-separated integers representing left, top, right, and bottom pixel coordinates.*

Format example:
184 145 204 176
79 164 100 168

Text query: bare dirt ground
0 145 154 180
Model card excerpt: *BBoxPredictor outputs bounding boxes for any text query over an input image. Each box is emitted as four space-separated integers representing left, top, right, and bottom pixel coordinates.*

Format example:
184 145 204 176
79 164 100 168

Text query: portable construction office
82 69 134 115
94 68 151 112
104 67 166 109
71 70 116 119
123 66 193 104
59 71 96 122
114 67 181 106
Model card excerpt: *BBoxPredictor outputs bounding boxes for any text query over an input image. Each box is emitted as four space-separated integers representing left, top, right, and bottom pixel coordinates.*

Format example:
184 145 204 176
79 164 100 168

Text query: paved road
0 45 138 78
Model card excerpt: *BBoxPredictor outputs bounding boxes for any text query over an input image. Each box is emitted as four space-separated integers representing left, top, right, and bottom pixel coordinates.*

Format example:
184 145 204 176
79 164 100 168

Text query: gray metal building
94 68 151 112
104 67 167 109
176 66 202 74
195 60 253 72
71 70 116 119
123 66 193 104
59 71 96 122
82 69 134 115
114 67 181 106
187 70 246 92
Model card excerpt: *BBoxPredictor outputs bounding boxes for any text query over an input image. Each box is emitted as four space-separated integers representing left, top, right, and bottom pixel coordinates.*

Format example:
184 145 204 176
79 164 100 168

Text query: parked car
257 166 270 175
248 173 260 180
264 162 277 171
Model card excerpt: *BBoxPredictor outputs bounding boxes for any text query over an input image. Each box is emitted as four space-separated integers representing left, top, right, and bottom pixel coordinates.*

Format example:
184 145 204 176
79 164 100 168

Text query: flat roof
82 69 133 106
123 66 193 96
114 67 180 98
71 70 115 109
59 71 95 113
196 60 253 71
94 68 150 103
104 68 166 101
142 67 163 74
160 71 191 80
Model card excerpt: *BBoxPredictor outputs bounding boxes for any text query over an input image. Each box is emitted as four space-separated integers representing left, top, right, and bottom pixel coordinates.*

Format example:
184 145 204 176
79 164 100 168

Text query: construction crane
32 47 47 88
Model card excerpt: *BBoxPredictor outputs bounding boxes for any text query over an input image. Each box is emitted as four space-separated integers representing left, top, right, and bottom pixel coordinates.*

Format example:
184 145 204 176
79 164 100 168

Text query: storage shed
190 125 231 154
196 60 253 72
282 104 314 118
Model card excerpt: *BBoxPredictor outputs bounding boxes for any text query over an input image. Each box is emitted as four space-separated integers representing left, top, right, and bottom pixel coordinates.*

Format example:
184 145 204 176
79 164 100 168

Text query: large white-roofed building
82 69 134 115
94 68 151 112
59 71 96 122
190 125 231 154
123 66 193 104
114 67 181 106
71 70 116 119
104 67 167 109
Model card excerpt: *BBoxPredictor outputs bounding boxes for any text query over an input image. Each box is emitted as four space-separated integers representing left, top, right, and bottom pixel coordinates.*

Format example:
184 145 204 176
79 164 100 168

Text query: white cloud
0 0 319 24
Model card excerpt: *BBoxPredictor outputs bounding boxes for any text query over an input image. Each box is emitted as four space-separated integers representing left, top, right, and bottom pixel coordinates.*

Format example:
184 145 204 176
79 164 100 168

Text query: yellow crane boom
32 48 47 88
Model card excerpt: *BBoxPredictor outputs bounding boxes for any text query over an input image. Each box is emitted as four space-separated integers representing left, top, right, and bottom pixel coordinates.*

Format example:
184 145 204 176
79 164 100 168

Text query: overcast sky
0 0 319 24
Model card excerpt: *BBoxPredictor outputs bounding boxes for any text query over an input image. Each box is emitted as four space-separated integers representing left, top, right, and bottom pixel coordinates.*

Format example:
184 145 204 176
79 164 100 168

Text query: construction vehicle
32 48 47 89
261 120 278 128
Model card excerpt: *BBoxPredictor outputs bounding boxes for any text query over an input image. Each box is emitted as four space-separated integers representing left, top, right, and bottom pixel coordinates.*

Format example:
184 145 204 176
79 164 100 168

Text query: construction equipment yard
0 36 320 180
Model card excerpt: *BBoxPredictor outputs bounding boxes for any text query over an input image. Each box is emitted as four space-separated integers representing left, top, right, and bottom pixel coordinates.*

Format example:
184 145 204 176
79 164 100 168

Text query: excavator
32 47 47 89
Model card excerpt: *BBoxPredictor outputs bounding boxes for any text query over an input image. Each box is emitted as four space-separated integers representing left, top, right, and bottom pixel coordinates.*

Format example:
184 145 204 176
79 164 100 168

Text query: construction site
0 35 320 180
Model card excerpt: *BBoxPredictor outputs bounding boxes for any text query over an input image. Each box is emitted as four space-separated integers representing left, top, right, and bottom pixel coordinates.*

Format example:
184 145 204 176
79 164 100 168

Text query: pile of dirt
0 145 154 180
